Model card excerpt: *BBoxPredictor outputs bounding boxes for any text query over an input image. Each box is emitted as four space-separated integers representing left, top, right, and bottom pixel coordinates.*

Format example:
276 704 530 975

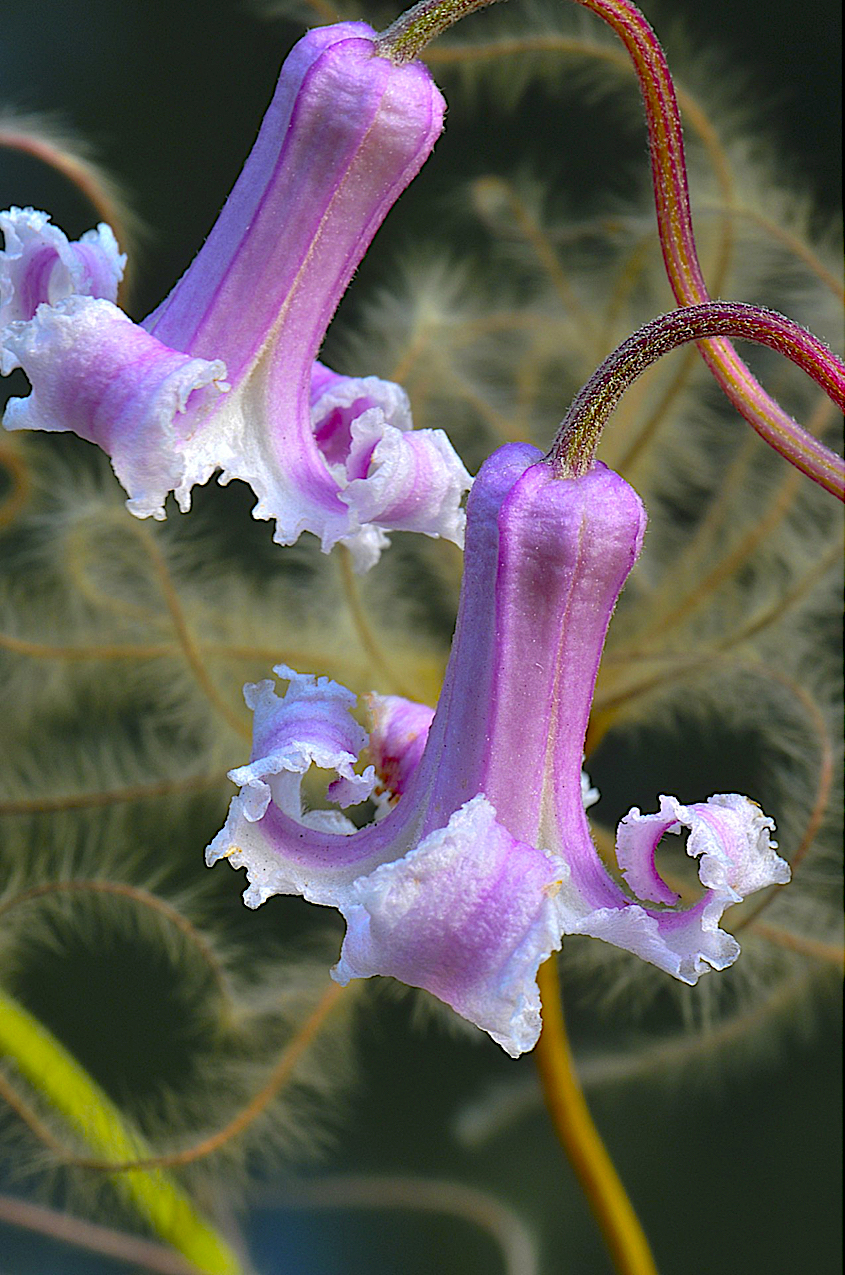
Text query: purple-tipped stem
567 0 844 498
380 0 845 497
549 302 845 478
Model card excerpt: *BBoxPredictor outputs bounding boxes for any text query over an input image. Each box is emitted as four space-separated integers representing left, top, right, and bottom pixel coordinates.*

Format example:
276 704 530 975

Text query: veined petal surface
208 446 791 1054
334 796 564 1058
2 296 226 518
2 27 455 564
0 206 124 331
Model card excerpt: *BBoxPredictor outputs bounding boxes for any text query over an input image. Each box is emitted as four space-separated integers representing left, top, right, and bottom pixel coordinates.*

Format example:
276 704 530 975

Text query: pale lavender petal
309 362 471 570
2 295 226 518
227 664 375 826
341 413 471 563
145 26 446 556
483 460 647 859
3 29 445 562
206 665 406 909
556 793 789 983
409 443 545 835
206 444 790 1052
618 793 788 896
365 692 435 804
333 796 564 1057
311 365 413 467
614 791 680 905
0 206 124 331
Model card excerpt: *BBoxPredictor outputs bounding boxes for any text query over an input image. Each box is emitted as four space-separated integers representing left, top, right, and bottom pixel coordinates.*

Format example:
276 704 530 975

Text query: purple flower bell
0 24 469 569
207 443 789 1056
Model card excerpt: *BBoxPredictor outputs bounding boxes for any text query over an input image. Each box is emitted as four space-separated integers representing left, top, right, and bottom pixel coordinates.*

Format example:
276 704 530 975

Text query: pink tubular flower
207 444 790 1057
0 25 469 569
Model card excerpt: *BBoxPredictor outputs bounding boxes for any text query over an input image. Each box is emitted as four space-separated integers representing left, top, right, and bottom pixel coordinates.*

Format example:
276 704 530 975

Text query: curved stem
0 442 31 531
549 301 845 477
0 1193 202 1275
0 881 232 1009
0 769 227 815
275 1175 537 1275
0 989 242 1275
377 0 505 63
133 524 250 740
535 958 659 1275
337 547 422 699
420 3 844 494
566 0 844 497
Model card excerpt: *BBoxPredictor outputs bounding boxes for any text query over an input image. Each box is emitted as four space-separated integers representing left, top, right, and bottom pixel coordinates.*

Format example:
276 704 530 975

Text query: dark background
1 2 841 1273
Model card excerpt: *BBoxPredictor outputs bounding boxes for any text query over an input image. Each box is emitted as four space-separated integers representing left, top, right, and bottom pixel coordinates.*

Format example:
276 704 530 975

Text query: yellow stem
535 959 659 1275
0 989 242 1275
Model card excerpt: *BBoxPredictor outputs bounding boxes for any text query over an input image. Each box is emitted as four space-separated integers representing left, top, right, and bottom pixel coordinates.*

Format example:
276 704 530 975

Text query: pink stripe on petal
3 29 447 561
334 796 564 1057
144 27 446 555
2 295 225 519
228 665 375 825
1 207 124 328
208 446 790 1053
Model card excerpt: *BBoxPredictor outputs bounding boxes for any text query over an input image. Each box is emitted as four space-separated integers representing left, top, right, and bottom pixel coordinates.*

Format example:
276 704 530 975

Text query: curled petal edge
227 664 375 833
2 295 227 519
207 669 789 1054
561 793 790 985
0 206 124 332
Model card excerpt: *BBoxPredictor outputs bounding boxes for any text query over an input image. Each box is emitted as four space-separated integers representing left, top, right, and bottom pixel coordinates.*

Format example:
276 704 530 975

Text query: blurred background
0 2 841 1273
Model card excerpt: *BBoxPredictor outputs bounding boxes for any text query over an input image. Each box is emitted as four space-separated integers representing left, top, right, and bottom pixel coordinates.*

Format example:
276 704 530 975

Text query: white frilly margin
206 666 378 908
334 795 564 1058
2 295 228 519
311 374 472 571
230 664 376 827
2 211 471 570
0 206 124 333
207 671 791 1055
557 793 790 984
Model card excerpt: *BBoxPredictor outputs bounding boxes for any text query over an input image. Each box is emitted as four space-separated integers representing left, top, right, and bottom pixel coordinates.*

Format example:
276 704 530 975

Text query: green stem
376 0 502 64
0 988 243 1275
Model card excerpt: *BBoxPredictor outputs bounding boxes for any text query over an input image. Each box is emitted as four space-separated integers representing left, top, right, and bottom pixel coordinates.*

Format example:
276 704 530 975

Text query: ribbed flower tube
1 25 469 565
208 445 789 1056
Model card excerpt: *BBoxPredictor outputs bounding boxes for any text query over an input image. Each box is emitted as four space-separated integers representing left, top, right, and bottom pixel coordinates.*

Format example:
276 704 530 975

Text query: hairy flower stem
377 0 505 62
562 0 843 496
0 989 243 1275
380 0 844 496
535 959 659 1275
549 301 845 477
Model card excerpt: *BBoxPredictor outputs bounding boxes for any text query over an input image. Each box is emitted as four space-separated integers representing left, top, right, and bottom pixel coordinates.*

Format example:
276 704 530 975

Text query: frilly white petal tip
2 294 228 521
568 791 790 985
342 417 471 539
331 795 564 1057
308 370 472 571
311 371 414 435
208 662 378 907
1 206 125 332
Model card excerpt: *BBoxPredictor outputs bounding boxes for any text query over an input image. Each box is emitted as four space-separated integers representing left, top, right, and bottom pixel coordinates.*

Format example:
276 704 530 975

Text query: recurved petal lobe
559 793 789 984
2 296 226 518
333 795 564 1057
0 206 124 331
